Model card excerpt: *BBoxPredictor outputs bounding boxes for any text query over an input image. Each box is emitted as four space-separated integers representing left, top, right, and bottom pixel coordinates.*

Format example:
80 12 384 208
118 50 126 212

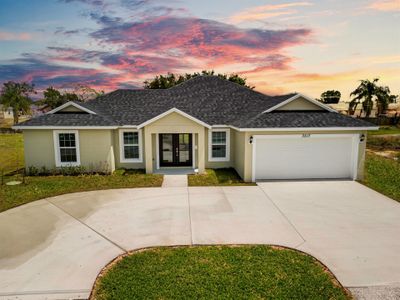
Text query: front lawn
91 245 350 300
0 171 163 212
188 168 255 186
0 133 24 175
363 153 400 202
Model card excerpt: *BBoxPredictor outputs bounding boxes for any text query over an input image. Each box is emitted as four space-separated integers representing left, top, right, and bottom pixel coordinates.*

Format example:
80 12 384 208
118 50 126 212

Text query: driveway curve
1 182 400 299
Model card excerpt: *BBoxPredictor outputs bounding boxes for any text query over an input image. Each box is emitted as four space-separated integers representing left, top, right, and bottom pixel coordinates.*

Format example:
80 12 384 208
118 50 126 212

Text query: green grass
363 153 400 202
368 126 400 136
367 135 400 151
0 133 24 175
188 168 255 186
92 245 350 300
0 172 163 212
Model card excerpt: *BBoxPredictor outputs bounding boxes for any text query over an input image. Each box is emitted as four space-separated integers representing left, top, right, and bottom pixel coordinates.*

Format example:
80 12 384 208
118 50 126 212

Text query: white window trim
208 128 230 162
53 130 81 167
119 129 143 163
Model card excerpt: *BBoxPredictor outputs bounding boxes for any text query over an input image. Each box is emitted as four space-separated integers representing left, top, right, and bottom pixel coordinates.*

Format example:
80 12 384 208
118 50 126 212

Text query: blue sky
0 0 399 99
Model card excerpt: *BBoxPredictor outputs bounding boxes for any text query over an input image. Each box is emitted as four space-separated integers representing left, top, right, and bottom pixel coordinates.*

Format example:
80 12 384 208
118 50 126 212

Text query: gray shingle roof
239 111 374 128
17 76 375 128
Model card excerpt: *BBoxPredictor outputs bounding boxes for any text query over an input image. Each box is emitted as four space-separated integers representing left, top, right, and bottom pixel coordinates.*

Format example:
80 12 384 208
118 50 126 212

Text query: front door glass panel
179 134 190 163
159 134 192 167
161 134 173 164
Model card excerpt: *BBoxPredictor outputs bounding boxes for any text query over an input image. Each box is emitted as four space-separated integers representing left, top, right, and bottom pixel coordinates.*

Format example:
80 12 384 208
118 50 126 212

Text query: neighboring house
0 105 14 120
13 76 377 182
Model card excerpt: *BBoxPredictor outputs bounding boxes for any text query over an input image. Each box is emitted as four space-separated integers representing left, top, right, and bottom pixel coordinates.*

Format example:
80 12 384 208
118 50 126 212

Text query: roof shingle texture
18 76 374 128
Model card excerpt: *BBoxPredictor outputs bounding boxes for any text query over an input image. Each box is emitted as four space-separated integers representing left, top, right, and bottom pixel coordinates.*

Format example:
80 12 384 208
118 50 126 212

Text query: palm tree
349 78 379 117
375 85 398 116
0 81 35 124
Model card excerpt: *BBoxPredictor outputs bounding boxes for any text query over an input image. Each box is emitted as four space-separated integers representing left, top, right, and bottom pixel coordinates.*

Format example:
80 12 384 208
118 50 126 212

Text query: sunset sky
0 0 399 100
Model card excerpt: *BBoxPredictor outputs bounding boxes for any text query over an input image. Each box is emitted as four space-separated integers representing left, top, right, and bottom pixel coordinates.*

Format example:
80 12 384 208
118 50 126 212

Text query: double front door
159 134 193 167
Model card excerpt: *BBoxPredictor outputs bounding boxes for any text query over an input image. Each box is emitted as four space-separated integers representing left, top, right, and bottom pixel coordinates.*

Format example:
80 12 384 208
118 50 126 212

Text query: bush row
27 165 89 176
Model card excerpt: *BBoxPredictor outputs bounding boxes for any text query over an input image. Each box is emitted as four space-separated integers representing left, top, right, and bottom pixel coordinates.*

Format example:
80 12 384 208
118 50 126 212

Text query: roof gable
137 108 211 129
263 93 336 113
47 101 97 115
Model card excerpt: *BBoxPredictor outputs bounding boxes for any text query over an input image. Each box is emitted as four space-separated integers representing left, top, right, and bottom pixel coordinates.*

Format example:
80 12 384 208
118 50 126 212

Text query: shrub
59 165 86 176
113 168 126 176
27 166 39 176
39 166 50 176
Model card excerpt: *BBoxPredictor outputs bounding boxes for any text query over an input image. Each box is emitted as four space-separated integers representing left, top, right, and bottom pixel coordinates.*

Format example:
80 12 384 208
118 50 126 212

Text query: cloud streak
0 31 32 41
368 0 400 12
229 2 313 23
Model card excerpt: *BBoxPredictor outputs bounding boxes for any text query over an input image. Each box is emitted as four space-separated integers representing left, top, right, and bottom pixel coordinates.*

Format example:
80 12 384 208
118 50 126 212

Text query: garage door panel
254 135 357 180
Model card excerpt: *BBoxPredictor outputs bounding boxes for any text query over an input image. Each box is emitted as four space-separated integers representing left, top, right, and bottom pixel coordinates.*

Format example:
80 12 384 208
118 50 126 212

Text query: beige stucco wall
79 130 115 173
23 129 115 173
233 130 246 179
57 106 84 112
23 130 55 170
277 97 324 111
240 130 366 182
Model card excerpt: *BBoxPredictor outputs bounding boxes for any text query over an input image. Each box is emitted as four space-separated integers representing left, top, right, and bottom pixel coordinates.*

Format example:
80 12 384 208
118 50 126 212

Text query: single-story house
13 76 377 182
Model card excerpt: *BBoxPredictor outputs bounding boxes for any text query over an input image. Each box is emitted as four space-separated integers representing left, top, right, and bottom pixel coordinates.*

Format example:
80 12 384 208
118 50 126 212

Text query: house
0 105 14 120
13 76 377 182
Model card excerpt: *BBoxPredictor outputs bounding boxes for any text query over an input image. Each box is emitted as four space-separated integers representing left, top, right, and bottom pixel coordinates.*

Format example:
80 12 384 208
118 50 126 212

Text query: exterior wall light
249 136 253 144
360 134 366 142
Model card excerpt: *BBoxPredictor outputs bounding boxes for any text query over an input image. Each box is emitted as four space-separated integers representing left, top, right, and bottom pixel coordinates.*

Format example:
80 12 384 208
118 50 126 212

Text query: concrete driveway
1 181 400 299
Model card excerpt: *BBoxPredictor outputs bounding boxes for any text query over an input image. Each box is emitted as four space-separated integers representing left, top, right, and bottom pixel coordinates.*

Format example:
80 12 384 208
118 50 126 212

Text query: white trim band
47 101 97 115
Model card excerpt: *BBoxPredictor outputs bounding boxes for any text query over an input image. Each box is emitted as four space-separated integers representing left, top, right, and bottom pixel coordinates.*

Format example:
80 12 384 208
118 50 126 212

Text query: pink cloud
91 16 311 69
0 15 311 91
0 31 32 41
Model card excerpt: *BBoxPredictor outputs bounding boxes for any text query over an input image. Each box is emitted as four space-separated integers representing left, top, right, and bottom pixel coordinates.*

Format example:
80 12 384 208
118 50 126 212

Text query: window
53 130 80 167
119 129 142 163
209 129 230 161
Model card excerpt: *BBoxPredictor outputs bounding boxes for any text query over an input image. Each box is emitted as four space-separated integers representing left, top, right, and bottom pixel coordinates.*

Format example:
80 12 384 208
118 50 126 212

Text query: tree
375 85 397 116
349 78 398 117
66 83 105 102
0 81 35 124
319 90 341 104
40 87 63 109
39 85 103 110
349 79 379 117
144 70 254 89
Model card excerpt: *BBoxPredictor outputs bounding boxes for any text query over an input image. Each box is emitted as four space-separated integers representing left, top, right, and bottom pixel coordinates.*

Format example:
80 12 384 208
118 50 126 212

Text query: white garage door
253 134 359 181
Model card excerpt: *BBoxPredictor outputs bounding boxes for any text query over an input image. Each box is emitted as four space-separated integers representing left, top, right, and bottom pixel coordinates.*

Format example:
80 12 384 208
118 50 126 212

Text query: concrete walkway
1 181 399 299
162 174 188 187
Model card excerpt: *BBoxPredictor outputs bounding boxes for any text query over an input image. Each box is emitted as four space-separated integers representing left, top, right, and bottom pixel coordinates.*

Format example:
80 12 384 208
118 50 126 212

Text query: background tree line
0 83 104 124
318 78 398 117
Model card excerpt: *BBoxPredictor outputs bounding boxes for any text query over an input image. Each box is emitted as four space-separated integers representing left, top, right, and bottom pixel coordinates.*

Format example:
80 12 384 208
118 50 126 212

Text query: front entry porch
143 110 206 174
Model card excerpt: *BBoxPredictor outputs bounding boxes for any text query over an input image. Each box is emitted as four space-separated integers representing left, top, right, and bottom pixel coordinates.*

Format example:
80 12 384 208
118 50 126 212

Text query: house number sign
302 133 311 138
